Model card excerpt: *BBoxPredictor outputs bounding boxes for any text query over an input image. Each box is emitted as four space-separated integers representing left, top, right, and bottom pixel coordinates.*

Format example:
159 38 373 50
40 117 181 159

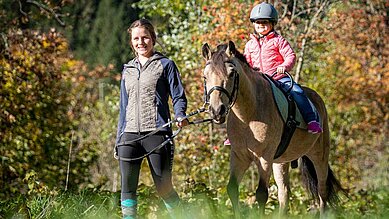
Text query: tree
65 0 139 70
0 0 68 33
311 0 388 188
0 0 121 197
0 28 98 197
273 0 340 82
46 0 139 72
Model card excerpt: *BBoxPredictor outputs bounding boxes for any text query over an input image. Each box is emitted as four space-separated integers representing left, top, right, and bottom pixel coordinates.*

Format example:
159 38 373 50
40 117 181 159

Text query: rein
270 71 295 93
114 106 212 161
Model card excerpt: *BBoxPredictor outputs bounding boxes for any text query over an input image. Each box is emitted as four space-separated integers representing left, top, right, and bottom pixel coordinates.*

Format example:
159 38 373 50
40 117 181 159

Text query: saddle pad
269 80 308 129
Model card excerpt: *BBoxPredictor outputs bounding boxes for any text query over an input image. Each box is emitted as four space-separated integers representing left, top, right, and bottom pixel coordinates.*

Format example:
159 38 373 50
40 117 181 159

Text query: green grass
1 190 121 219
1 185 388 219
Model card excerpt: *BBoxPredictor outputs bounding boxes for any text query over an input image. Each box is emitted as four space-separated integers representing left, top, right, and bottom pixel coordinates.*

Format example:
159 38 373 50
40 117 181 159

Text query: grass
1 185 388 219
1 190 121 219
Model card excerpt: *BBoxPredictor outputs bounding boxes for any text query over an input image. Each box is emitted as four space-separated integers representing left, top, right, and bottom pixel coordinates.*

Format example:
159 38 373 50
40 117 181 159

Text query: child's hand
276 66 285 74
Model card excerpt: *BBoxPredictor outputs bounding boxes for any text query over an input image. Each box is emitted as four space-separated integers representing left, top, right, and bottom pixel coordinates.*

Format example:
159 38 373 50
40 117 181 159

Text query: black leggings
118 132 178 202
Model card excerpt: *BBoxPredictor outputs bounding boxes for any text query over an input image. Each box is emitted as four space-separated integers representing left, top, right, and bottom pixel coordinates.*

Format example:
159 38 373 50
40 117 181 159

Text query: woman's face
253 19 273 35
131 27 154 58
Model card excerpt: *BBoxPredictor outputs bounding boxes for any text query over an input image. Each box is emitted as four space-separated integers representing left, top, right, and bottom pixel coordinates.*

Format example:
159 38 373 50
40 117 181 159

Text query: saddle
263 74 319 168
265 75 307 129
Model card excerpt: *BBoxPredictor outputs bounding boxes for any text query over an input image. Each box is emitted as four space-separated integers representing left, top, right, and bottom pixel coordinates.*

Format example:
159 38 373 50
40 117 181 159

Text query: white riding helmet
249 2 278 24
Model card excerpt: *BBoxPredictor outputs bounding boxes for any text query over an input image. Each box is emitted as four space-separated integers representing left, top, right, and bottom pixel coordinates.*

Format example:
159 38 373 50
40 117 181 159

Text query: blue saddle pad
268 80 319 130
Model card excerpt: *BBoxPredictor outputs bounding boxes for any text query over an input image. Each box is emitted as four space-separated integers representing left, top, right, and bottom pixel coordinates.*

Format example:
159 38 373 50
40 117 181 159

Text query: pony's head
201 41 243 124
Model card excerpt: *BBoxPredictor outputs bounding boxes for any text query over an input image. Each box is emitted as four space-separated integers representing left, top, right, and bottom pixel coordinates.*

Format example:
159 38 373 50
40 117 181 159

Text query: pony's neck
232 64 270 122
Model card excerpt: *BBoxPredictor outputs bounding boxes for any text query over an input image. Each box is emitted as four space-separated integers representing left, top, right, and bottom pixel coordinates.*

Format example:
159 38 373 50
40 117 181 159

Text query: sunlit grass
1 185 388 219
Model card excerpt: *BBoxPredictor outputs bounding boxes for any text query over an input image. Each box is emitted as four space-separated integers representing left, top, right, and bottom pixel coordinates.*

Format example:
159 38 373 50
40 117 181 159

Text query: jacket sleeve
116 73 128 145
278 37 296 72
165 60 187 118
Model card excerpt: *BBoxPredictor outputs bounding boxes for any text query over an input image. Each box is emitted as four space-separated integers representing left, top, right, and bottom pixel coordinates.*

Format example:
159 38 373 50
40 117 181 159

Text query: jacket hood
125 51 166 67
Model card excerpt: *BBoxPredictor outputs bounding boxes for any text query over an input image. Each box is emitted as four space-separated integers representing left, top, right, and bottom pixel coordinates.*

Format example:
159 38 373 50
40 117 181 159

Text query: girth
263 74 299 167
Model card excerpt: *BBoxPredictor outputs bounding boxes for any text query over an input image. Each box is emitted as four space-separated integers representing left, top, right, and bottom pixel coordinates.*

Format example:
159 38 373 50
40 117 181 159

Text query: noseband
203 60 239 110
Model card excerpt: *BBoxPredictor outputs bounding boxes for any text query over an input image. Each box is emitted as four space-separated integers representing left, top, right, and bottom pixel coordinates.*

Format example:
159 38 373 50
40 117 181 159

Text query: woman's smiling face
131 27 154 58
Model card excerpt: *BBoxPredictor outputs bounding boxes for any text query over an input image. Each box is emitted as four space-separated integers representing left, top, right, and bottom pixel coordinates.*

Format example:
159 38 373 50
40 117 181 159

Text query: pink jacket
244 31 296 80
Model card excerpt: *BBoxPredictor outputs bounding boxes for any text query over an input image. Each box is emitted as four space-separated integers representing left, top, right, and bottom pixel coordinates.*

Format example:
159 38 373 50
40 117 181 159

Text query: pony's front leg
273 162 290 215
227 151 251 218
256 158 272 215
227 174 240 218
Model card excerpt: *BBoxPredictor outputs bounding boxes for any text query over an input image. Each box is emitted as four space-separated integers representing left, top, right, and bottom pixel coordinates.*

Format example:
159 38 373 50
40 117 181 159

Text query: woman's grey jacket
116 52 187 144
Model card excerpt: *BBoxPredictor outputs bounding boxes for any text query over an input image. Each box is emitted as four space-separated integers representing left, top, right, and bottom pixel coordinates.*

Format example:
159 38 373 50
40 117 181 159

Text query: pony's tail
300 156 346 207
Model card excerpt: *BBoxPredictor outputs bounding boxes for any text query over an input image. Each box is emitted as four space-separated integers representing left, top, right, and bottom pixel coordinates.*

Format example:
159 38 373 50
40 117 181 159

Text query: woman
115 19 188 219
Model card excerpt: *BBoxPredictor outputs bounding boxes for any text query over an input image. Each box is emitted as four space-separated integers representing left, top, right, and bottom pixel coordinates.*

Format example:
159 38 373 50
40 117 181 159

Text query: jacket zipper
258 37 263 72
136 63 141 134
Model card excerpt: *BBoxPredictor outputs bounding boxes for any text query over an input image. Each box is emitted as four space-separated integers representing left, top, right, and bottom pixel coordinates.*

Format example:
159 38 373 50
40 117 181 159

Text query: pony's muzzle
209 104 227 124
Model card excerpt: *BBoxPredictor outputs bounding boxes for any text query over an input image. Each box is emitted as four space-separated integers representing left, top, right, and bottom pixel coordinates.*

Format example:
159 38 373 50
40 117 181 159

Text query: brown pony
201 41 344 217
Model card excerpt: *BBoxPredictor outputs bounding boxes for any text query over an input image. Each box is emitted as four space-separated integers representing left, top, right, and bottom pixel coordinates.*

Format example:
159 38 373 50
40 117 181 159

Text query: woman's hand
176 117 189 128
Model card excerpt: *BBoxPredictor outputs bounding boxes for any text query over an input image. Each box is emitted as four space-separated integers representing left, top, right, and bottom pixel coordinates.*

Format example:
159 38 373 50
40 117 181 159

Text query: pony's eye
225 61 235 68
228 69 236 78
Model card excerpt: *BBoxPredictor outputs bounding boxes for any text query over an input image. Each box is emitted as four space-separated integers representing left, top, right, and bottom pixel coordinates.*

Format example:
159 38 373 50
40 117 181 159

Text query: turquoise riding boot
163 192 182 219
121 199 137 219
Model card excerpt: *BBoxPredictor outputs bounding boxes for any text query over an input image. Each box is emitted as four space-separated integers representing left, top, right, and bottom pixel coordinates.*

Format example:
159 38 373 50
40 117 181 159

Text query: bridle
203 60 240 112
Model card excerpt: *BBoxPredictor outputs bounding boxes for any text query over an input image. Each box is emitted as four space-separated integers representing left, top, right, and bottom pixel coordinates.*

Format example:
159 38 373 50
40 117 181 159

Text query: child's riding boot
307 121 322 134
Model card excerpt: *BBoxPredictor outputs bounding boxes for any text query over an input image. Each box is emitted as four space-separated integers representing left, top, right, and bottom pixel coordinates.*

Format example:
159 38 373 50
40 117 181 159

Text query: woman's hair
127 19 157 54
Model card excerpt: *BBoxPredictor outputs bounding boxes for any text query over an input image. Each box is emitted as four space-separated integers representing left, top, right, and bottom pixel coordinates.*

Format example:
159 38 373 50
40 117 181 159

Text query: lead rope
114 105 212 162
115 128 182 162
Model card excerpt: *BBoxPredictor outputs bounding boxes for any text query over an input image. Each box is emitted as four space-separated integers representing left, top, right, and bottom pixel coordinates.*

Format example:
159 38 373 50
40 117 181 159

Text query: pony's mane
209 45 228 76
211 43 250 75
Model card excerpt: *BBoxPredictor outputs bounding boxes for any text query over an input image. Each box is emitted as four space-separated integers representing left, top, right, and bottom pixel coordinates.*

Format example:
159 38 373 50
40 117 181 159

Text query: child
224 2 321 146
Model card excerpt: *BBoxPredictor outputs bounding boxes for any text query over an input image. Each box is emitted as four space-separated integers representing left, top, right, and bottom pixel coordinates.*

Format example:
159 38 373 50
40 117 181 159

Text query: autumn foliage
0 28 118 197
316 1 388 186
0 1 388 216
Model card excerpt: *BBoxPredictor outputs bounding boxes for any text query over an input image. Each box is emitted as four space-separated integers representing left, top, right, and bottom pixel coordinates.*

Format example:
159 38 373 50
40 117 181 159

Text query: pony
201 41 344 217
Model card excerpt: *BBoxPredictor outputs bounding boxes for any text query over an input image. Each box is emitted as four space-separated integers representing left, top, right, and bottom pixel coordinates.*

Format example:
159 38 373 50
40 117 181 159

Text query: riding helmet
249 2 278 24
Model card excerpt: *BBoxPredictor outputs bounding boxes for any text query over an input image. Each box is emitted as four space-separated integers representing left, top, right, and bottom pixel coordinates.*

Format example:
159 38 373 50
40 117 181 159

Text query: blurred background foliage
0 0 388 218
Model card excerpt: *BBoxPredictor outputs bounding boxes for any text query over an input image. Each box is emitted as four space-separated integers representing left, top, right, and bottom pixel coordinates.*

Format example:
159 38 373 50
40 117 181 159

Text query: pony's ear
226 40 236 57
202 43 212 61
